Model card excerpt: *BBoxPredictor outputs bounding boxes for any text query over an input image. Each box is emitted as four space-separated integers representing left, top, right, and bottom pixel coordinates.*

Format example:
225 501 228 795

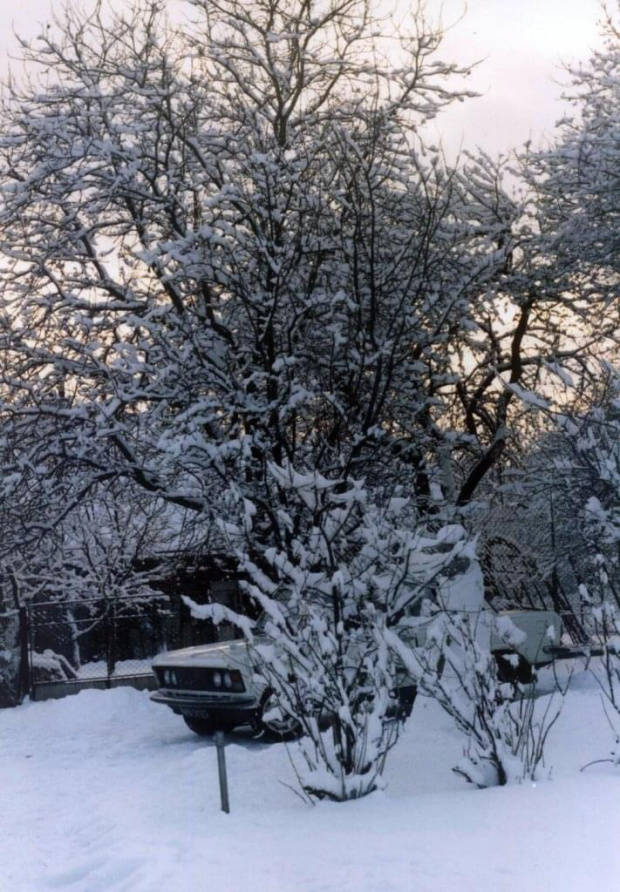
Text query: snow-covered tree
516 9 620 421
1 0 608 537
0 0 548 539
525 7 620 290
0 407 185 696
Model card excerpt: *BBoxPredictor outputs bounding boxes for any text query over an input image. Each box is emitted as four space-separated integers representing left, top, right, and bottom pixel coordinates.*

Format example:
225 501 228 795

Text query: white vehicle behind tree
151 607 563 739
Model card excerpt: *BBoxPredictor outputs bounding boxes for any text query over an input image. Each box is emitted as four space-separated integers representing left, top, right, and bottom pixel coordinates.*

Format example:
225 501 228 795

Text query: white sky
432 0 603 156
0 0 604 157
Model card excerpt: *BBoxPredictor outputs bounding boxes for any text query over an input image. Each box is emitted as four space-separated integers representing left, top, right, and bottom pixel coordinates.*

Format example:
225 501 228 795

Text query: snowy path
2 668 620 891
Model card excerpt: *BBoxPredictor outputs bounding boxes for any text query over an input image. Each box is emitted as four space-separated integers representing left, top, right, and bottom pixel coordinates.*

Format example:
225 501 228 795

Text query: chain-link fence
27 595 219 698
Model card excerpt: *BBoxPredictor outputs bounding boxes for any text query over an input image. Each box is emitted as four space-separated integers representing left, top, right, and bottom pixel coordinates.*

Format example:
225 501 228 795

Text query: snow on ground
1 664 620 892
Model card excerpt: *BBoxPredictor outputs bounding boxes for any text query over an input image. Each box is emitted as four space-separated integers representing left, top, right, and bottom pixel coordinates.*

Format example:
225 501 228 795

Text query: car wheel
183 716 217 736
255 690 302 742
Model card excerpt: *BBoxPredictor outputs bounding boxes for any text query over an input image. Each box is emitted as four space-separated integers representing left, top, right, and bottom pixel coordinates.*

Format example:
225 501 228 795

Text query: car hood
152 639 254 671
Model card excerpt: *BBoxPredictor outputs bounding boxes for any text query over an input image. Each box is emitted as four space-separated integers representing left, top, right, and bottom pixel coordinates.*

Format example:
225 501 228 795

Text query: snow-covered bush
191 464 477 801
389 598 564 787
30 649 78 685
574 565 620 768
581 591 620 767
242 477 399 800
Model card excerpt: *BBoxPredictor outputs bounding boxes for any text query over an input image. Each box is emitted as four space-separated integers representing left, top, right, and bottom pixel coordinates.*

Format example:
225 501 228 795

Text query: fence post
18 606 30 702
104 607 112 688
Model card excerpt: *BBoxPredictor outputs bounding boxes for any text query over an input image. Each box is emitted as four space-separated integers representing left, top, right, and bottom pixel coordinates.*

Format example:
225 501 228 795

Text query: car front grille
155 666 245 693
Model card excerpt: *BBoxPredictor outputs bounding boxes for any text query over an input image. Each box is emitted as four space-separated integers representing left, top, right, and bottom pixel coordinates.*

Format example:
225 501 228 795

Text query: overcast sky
431 0 603 156
0 0 605 157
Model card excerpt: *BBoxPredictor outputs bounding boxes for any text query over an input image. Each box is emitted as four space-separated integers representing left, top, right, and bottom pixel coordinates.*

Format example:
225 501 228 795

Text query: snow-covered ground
2 664 620 892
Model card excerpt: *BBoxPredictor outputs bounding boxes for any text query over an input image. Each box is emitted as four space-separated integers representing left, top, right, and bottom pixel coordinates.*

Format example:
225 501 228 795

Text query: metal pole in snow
214 731 230 814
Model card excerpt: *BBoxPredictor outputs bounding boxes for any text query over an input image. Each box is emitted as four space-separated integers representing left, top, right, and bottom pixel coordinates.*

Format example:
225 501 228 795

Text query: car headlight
212 671 222 688
162 669 177 687
227 670 245 692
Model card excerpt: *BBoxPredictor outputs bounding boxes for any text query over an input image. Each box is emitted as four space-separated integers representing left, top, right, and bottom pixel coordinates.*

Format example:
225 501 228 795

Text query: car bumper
150 690 258 723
